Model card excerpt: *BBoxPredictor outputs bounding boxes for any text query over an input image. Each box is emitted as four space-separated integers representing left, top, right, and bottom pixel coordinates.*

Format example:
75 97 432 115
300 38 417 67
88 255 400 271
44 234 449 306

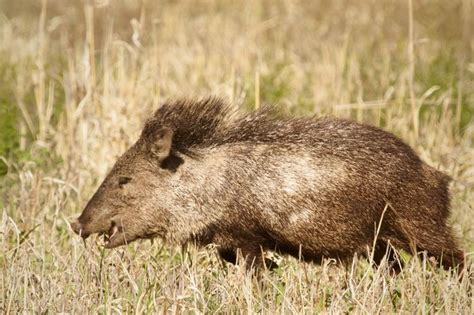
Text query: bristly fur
74 97 465 272
141 97 235 155
142 97 423 160
142 97 294 154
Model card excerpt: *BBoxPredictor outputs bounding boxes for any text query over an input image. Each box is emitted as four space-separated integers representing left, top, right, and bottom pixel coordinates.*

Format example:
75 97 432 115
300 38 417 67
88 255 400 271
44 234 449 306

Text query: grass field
1 0 473 313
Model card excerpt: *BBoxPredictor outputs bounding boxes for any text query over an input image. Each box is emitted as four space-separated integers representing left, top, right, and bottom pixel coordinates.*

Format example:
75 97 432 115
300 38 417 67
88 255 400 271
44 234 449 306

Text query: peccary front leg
219 246 279 271
218 247 237 264
218 246 262 269
239 246 264 270
237 246 279 271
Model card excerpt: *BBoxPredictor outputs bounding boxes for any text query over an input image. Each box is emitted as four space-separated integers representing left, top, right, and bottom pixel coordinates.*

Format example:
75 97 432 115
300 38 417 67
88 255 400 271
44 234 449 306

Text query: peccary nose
71 220 89 238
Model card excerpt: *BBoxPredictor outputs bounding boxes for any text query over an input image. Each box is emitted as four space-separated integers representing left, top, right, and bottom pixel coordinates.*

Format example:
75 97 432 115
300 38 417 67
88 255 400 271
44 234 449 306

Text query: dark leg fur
218 247 237 264
219 246 278 271
372 240 403 273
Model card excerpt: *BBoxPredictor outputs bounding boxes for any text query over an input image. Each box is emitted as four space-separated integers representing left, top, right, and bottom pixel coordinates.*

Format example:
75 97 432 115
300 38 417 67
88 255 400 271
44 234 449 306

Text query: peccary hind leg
400 219 464 270
414 231 464 270
372 240 403 273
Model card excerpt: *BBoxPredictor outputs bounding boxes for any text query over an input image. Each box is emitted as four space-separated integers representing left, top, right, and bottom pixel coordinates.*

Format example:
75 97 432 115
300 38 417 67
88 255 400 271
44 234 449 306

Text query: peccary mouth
99 221 126 248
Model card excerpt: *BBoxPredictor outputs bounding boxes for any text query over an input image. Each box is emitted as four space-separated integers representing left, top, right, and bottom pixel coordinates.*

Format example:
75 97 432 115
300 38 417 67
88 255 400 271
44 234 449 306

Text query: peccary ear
149 127 173 161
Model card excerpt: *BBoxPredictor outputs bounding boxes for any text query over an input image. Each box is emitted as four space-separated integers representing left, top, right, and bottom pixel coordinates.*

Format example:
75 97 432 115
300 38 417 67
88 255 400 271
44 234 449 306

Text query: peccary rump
71 98 464 270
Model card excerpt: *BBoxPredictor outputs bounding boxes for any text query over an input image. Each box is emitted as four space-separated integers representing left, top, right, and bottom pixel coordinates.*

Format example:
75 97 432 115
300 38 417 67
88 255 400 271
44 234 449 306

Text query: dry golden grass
1 0 473 313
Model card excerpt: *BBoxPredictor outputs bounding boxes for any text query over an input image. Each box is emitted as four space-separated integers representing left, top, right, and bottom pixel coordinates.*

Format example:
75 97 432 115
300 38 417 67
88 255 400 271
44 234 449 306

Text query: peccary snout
70 221 87 238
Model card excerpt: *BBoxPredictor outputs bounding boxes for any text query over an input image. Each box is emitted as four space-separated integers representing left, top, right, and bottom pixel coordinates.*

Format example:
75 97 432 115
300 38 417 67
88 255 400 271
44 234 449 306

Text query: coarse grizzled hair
140 97 426 161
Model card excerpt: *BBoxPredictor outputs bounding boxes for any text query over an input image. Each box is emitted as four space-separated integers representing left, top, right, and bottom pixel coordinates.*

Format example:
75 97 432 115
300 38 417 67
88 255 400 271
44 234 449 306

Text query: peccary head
71 98 236 247
71 126 182 248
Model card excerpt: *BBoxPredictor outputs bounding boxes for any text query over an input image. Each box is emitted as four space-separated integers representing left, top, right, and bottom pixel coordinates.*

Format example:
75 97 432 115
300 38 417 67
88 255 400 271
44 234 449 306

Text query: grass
1 0 473 313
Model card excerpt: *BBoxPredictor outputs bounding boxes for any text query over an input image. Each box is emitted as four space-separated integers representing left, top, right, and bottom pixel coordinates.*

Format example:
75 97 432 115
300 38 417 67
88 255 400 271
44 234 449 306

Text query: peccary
71 97 464 270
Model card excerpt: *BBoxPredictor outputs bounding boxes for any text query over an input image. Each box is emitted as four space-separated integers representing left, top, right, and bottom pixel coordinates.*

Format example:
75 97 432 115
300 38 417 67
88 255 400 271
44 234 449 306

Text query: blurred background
0 0 473 313
0 1 473 170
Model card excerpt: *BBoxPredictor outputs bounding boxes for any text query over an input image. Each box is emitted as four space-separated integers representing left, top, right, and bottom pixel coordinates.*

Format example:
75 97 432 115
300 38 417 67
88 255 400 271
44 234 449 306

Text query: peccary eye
118 176 132 187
